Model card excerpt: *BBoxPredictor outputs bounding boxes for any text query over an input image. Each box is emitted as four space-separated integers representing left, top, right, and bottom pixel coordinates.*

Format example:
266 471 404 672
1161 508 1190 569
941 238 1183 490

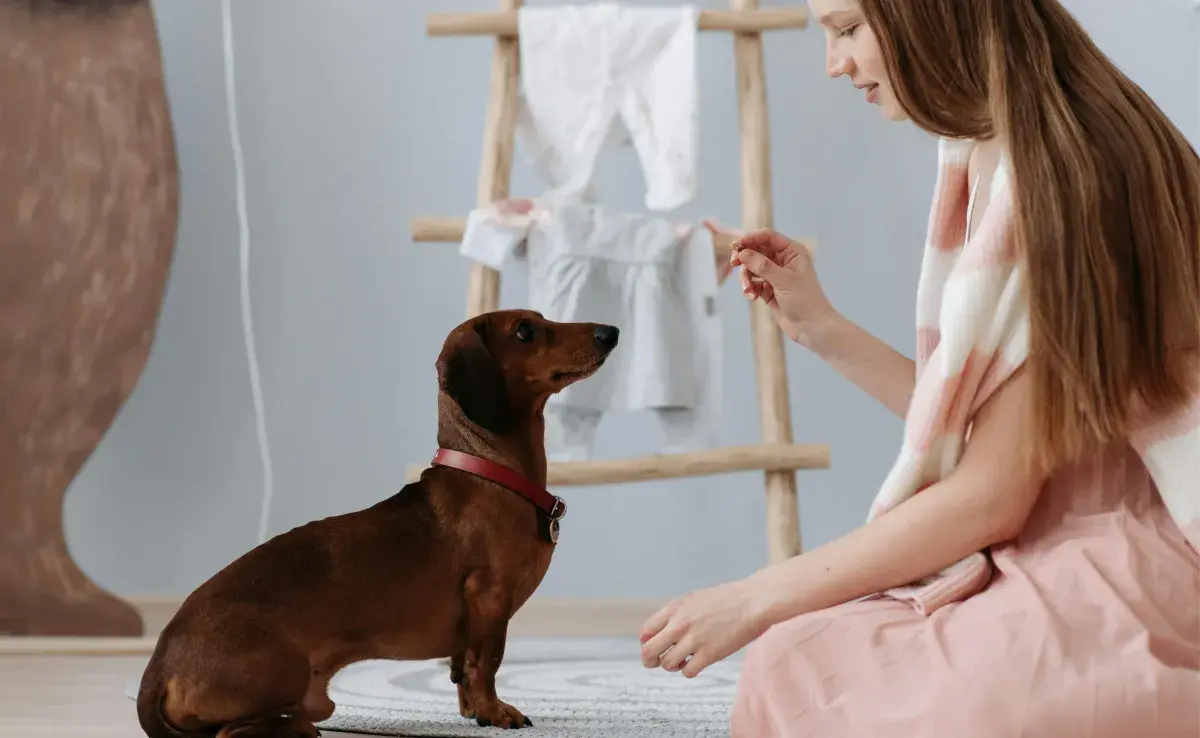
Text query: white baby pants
515 4 698 212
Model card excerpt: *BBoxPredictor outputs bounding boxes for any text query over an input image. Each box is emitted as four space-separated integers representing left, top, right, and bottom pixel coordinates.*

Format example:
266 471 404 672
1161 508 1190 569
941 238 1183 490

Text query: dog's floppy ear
436 325 515 434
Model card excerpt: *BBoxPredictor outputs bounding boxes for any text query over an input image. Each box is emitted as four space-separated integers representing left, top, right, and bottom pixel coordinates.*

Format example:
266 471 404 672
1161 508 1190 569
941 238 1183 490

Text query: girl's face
809 0 908 122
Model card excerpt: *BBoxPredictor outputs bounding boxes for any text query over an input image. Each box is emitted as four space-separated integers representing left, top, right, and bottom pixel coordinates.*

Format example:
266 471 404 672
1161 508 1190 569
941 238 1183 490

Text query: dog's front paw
473 699 533 729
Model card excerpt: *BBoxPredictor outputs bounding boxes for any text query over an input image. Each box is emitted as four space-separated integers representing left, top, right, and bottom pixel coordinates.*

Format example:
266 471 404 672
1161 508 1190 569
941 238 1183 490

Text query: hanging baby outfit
460 199 722 460
515 4 698 212
465 3 715 459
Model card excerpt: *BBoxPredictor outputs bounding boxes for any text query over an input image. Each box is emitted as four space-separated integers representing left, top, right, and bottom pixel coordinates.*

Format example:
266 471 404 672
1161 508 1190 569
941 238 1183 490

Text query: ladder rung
411 216 470 243
405 442 829 486
427 9 808 37
410 215 816 260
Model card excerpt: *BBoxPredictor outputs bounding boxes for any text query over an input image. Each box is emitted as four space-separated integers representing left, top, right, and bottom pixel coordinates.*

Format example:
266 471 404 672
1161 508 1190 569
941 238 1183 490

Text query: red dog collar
430 448 566 542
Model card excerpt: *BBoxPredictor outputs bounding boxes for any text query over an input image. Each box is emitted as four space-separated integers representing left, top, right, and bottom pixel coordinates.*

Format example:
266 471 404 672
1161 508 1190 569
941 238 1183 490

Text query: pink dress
731 441 1200 736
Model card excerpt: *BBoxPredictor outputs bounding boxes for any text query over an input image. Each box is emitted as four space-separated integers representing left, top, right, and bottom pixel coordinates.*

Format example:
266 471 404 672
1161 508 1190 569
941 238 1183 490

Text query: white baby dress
460 199 722 461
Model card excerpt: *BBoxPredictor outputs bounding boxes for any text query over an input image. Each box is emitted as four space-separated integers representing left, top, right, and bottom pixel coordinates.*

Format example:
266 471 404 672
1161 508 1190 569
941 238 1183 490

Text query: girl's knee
729 626 801 737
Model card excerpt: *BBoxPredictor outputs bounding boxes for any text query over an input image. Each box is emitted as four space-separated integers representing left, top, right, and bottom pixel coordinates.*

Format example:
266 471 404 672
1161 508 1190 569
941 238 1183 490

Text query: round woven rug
124 637 741 737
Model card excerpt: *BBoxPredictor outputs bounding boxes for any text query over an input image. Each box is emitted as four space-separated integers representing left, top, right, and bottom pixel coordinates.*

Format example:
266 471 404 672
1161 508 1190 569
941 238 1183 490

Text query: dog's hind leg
302 677 336 725
165 635 318 738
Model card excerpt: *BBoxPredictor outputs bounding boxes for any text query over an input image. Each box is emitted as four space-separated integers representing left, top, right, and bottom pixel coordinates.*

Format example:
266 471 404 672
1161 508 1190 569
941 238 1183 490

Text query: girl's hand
638 578 771 678
730 228 835 346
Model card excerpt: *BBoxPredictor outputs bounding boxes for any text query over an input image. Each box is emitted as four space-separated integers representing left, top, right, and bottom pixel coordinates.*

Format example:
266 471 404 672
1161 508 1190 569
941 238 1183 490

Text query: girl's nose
827 54 853 78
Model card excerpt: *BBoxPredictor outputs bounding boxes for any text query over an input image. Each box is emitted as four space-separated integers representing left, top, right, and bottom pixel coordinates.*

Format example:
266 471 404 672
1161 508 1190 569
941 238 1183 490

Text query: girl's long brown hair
860 0 1200 473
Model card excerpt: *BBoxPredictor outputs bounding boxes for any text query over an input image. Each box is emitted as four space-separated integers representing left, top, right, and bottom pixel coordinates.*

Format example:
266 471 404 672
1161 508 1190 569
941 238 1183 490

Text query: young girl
638 1 1200 734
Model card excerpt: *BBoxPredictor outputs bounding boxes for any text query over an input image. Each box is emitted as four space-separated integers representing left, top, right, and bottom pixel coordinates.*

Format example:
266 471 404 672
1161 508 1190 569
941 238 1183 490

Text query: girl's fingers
740 262 770 300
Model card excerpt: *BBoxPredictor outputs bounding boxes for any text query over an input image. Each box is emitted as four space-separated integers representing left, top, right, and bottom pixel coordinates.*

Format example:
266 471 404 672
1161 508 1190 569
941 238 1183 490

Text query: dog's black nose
594 325 619 349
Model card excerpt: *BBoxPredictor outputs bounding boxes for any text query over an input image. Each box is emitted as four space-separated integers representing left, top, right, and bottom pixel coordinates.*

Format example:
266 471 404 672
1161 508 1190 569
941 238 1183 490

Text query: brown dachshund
136 309 619 737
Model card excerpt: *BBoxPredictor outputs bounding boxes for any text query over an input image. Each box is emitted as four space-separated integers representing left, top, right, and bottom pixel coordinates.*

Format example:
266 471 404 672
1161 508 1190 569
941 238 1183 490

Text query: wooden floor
0 653 346 738
3 653 157 738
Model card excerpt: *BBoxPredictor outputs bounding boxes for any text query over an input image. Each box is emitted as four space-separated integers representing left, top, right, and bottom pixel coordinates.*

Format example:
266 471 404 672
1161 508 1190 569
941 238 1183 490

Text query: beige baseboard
0 595 669 656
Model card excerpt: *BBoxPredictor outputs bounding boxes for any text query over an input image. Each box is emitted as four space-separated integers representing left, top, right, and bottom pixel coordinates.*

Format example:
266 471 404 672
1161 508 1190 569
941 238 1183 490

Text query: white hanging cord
220 0 275 545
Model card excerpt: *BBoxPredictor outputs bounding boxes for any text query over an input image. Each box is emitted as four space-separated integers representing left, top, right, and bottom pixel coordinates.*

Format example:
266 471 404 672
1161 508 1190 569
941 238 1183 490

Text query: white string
220 0 275 545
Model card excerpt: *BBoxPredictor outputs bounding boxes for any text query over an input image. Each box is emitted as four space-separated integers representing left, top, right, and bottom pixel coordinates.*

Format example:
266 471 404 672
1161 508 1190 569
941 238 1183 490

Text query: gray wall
65 0 1200 600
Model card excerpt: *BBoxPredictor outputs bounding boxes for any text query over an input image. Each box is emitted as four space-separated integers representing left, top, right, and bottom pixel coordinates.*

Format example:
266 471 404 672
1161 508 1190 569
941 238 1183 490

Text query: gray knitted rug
125 637 741 737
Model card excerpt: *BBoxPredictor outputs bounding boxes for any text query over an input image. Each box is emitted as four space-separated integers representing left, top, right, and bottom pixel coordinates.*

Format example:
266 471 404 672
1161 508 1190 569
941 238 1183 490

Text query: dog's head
435 309 619 435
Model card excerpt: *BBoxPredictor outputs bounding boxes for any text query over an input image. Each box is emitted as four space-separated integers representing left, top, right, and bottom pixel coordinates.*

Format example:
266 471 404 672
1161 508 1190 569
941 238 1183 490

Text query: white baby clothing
537 222 723 461
515 3 698 212
460 200 721 460
654 223 722 457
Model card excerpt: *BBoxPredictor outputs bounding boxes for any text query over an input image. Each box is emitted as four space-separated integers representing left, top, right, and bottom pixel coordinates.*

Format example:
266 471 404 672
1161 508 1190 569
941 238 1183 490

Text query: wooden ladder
407 1 827 565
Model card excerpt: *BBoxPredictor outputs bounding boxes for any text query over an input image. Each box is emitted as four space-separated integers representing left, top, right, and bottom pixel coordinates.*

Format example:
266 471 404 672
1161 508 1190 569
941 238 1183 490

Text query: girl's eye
839 24 858 38
515 321 534 343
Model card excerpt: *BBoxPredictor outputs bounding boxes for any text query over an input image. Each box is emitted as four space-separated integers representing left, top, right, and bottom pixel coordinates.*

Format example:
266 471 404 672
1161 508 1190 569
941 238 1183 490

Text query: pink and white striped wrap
868 137 1200 615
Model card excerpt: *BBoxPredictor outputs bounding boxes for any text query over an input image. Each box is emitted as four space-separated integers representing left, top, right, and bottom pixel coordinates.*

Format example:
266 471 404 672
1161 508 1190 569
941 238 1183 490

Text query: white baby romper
515 4 699 212
459 200 722 460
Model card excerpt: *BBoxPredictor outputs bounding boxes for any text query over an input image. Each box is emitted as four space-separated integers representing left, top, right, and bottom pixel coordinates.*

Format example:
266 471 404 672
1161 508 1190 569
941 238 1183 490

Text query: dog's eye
515 320 534 343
